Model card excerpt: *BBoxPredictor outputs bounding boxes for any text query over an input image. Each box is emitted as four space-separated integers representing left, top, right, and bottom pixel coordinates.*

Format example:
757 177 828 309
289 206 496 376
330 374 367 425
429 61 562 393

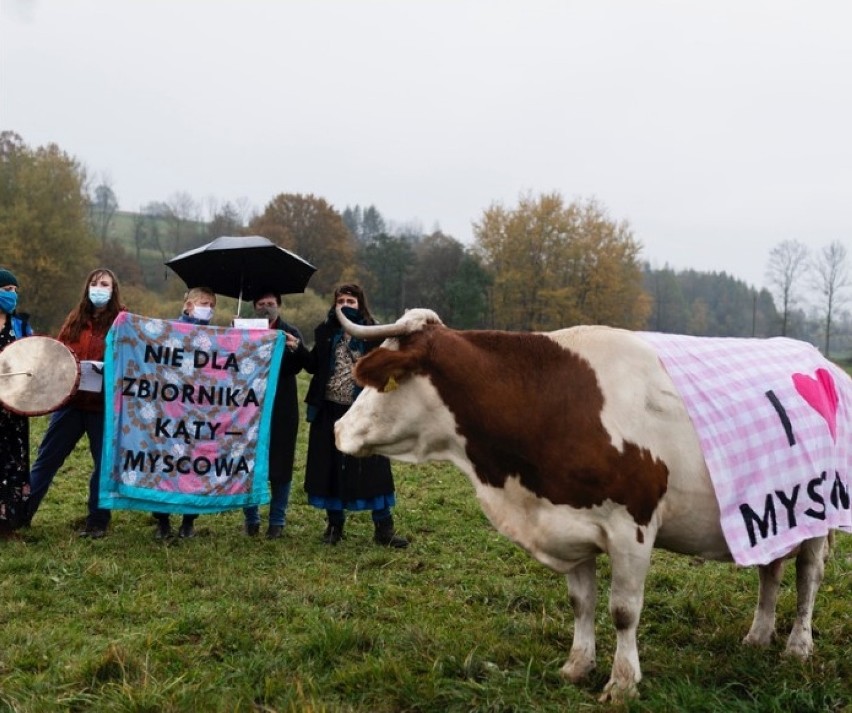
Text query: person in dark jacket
0 267 34 534
242 291 307 539
301 284 408 548
27 268 123 537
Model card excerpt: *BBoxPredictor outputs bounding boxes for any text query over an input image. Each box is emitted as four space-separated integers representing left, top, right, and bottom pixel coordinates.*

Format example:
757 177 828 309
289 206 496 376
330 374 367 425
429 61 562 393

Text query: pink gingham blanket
640 333 852 566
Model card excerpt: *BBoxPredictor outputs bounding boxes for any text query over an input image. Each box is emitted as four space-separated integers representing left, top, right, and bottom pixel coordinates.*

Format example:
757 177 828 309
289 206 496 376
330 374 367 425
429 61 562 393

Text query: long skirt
304 400 395 510
0 406 30 530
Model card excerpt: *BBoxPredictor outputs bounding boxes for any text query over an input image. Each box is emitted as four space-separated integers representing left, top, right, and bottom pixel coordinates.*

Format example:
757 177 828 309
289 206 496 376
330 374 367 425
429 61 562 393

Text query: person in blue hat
0 267 34 534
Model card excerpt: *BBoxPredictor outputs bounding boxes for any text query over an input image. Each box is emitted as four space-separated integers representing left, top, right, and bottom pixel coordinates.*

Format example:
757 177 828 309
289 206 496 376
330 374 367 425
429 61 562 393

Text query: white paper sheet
79 360 104 392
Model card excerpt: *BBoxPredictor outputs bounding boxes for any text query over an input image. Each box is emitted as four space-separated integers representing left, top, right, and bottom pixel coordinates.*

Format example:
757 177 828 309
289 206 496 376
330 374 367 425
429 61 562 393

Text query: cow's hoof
783 635 813 660
742 630 773 648
560 654 595 683
598 680 639 703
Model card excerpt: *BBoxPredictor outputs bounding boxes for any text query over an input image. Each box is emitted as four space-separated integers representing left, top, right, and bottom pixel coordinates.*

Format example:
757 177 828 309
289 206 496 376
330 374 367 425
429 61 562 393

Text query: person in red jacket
26 268 124 537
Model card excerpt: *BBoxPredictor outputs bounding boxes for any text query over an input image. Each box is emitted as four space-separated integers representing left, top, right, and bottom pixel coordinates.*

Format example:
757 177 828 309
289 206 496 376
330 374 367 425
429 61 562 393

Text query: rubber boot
322 521 344 545
374 516 409 549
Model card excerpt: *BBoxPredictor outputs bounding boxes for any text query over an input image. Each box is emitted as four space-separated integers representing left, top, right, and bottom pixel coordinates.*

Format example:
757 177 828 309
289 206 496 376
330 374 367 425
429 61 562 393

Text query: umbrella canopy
165 236 317 309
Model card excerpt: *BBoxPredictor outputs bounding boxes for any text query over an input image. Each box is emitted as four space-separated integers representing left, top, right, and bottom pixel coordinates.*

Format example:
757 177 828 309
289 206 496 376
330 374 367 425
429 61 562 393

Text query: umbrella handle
236 272 244 317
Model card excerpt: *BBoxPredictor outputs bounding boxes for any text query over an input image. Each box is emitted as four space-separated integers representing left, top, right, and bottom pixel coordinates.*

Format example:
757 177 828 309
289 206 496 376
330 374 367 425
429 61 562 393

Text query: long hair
333 283 377 325
58 268 123 342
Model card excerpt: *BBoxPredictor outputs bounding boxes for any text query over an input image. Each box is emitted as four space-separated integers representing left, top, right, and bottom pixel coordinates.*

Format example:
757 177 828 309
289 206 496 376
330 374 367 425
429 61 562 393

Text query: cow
332 307 847 702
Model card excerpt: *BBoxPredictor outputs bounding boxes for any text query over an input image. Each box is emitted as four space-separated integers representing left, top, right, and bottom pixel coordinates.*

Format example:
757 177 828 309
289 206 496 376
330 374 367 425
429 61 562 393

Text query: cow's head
334 307 467 466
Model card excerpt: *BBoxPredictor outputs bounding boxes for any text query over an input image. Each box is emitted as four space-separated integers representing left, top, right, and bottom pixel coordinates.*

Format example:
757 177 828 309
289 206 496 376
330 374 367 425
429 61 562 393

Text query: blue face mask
0 291 17 314
341 306 360 321
88 286 112 308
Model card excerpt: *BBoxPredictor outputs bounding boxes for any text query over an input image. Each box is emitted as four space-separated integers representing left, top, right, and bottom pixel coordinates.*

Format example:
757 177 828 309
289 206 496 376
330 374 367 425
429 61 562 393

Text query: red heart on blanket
792 368 838 441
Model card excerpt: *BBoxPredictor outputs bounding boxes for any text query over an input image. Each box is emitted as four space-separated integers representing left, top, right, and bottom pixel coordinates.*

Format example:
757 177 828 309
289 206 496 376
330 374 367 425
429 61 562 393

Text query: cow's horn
335 306 410 340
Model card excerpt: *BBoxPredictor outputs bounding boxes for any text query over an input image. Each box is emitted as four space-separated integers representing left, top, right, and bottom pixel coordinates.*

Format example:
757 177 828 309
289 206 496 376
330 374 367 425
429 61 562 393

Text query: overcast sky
2 0 850 290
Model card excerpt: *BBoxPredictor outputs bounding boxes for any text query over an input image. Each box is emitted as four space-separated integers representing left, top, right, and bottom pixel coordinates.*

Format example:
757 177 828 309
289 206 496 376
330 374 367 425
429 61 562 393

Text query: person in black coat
0 267 33 534
300 284 408 548
242 291 308 539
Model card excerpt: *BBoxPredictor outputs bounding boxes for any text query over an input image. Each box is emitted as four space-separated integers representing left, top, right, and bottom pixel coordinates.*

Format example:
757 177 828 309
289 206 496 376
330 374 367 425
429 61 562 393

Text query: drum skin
0 336 80 416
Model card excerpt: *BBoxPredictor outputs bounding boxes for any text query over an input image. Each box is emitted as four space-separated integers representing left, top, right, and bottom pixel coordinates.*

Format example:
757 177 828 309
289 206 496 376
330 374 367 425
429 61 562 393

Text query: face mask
192 305 214 322
0 291 17 314
341 306 360 321
88 287 111 307
255 305 279 321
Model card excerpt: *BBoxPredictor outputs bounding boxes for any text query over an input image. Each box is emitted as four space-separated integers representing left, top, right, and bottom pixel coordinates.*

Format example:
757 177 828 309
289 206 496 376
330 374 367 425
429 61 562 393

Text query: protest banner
640 332 851 565
99 312 285 513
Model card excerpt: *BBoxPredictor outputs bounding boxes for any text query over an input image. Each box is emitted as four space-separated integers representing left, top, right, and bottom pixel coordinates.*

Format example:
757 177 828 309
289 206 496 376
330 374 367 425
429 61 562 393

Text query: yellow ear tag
382 376 399 393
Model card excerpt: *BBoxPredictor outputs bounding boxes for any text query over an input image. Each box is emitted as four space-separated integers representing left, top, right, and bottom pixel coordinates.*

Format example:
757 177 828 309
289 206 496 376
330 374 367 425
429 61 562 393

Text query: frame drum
0 336 80 416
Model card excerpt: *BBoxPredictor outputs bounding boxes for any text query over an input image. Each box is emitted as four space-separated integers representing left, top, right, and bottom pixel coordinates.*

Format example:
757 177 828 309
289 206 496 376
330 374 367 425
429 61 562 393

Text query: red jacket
60 317 114 412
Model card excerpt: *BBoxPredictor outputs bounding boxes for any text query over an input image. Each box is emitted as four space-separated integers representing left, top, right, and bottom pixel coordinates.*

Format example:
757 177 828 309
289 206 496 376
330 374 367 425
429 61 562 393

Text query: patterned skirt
0 406 30 530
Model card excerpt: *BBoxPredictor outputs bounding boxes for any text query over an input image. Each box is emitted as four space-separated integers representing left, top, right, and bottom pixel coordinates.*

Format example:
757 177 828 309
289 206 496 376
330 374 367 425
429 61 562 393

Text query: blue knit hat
0 268 18 288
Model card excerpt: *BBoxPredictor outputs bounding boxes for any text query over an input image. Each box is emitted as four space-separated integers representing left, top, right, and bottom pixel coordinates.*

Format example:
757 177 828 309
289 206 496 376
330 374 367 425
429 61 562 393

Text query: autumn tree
811 240 849 356
250 193 356 295
97 240 145 287
766 240 809 336
0 131 97 332
474 193 649 330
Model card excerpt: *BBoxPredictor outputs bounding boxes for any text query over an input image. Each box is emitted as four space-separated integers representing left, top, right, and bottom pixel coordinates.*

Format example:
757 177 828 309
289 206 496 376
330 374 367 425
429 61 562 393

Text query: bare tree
141 201 169 262
88 175 119 246
165 191 201 254
131 211 148 263
765 240 809 336
811 240 850 356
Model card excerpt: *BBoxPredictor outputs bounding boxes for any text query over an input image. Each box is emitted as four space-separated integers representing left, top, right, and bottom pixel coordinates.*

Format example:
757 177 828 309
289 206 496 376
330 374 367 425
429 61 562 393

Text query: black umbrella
165 235 317 313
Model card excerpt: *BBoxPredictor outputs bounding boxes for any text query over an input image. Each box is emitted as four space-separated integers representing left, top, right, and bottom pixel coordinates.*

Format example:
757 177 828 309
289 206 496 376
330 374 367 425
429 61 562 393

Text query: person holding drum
26 268 124 538
0 267 34 534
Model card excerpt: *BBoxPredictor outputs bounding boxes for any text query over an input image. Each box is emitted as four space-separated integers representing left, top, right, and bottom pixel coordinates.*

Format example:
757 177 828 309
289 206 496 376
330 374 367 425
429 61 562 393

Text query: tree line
2 131 850 356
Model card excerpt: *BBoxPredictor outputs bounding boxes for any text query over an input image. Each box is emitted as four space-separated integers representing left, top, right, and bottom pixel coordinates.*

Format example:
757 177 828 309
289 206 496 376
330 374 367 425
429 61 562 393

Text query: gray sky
2 0 850 290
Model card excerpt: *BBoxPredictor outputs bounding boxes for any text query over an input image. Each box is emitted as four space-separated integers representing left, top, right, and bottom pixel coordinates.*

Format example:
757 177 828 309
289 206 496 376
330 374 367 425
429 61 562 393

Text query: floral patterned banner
99 312 285 513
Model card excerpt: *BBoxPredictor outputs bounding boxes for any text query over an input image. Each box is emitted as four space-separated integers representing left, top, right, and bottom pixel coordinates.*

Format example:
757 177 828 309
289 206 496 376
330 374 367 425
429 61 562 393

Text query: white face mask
192 305 214 322
88 286 112 307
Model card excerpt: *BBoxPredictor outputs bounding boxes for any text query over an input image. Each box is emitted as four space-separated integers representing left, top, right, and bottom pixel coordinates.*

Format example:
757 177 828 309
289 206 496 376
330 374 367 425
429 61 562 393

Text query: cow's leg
560 556 597 683
785 536 826 659
599 543 652 702
743 558 785 648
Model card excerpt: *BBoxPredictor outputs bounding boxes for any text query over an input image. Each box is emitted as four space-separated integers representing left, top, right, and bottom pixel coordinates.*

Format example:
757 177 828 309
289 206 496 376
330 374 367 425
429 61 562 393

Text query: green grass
2 379 850 712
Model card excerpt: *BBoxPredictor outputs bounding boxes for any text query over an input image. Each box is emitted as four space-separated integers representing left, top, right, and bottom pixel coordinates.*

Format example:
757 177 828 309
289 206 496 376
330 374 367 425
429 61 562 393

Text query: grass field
1 375 850 712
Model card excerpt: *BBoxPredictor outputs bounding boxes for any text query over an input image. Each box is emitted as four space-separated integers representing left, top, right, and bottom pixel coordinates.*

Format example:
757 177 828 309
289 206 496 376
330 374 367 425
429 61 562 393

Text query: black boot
154 518 173 540
322 521 344 545
178 515 197 539
374 516 409 549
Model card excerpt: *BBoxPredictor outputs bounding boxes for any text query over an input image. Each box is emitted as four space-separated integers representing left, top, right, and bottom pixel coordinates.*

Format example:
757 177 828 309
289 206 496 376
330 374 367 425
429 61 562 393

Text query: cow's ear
353 346 420 391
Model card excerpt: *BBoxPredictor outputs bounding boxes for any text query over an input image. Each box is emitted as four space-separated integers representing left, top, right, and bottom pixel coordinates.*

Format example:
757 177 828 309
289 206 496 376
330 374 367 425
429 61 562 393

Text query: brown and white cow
332 307 837 702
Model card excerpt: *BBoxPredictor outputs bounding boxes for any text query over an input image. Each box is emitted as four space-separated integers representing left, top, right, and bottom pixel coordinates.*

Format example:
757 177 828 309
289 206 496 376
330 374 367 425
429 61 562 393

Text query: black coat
266 318 307 485
299 314 395 504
